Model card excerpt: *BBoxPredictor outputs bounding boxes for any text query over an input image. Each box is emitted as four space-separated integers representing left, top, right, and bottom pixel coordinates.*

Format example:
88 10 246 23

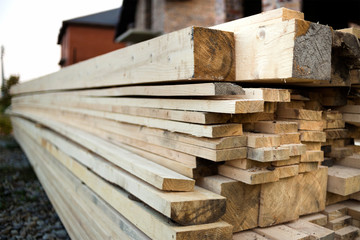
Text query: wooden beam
300 131 326 142
254 225 311 240
245 132 281 148
247 147 290 162
197 175 260 232
286 220 334 240
11 26 235 95
225 159 270 170
276 108 322 121
327 165 360 196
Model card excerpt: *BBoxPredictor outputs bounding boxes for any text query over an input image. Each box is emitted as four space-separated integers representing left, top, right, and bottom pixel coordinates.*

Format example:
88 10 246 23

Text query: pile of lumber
8 7 360 239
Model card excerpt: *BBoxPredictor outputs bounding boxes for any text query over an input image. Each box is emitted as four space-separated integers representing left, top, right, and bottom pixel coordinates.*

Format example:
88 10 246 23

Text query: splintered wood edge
193 27 235 81
292 19 332 81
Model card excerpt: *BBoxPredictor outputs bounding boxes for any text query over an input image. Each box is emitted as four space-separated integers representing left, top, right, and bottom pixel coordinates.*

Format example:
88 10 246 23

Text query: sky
0 0 122 82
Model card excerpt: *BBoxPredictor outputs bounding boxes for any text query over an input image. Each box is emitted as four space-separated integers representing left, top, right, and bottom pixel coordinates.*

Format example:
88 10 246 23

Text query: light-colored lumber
325 129 349 140
334 226 360 240
245 132 280 148
218 165 279 185
279 132 301 144
299 162 319 173
325 120 345 129
326 193 351 206
300 213 328 226
281 144 306 156
233 231 271 240
287 219 335 240
77 82 245 97
323 203 348 221
247 147 290 162
328 147 353 159
231 112 275 123
300 131 326 142
276 108 322 120
259 175 301 227
242 88 291 102
297 167 328 216
254 121 298 134
326 215 352 230
323 111 343 120
13 93 265 114
10 114 195 192
303 142 322 151
303 151 324 162
215 18 332 82
225 159 270 170
279 119 324 131
327 165 360 196
197 175 260 232
342 113 360 126
342 200 360 220
277 165 299 179
15 127 233 240
272 156 301 167
254 225 311 240
13 119 227 225
11 26 236 95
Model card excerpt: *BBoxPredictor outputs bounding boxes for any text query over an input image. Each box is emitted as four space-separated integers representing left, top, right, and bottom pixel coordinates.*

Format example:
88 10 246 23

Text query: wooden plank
245 132 281 148
326 215 352 230
276 165 299 179
10 114 195 192
13 104 244 138
259 175 301 227
15 127 234 240
247 147 290 162
197 175 260 232
325 129 349 140
242 88 291 102
300 213 328 226
231 112 275 123
278 119 324 131
13 93 265 114
218 165 279 185
302 142 322 151
300 131 326 142
327 165 360 196
215 18 332 82
339 154 360 169
325 120 345 129
326 193 350 206
297 167 328 216
16 120 227 225
76 82 245 97
225 159 270 170
303 151 324 162
233 231 271 240
299 162 319 173
254 121 298 134
287 219 335 240
254 225 311 240
323 111 343 120
281 144 307 156
334 226 360 240
272 156 301 167
11 26 236 95
342 200 360 220
276 108 322 121
323 203 348 221
327 147 353 159
343 113 360 126
279 132 301 144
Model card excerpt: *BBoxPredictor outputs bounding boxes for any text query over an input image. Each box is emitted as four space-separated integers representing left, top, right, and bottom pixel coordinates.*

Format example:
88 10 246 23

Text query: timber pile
8 7 360 240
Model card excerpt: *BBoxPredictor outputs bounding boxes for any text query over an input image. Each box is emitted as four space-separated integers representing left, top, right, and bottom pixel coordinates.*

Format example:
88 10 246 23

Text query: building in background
57 8 125 67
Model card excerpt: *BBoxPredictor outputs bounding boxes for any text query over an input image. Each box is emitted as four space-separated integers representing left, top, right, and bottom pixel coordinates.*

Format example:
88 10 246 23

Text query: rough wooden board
337 105 360 114
242 88 291 102
259 175 301 227
327 165 360 196
300 213 328 226
303 151 324 163
245 132 281 148
323 203 348 221
225 159 270 170
326 193 350 206
302 142 322 151
300 131 327 142
11 26 236 95
342 200 360 220
254 225 311 240
325 129 349 140
279 132 301 145
326 215 352 230
328 147 353 159
325 120 345 129
323 111 343 120
218 165 279 185
254 121 298 134
299 162 319 173
247 147 290 162
343 113 360 126
277 119 324 131
231 112 275 123
272 156 301 167
76 82 245 97
334 225 360 240
233 231 271 240
325 139 347 148
286 219 335 240
276 108 322 121
15 124 234 240
276 165 299 179
351 192 360 201
297 167 328 216
10 114 195 192
281 144 307 156
197 175 260 232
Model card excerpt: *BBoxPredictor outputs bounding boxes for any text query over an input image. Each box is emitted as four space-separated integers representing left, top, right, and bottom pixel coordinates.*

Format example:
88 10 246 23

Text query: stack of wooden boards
8 7 360 240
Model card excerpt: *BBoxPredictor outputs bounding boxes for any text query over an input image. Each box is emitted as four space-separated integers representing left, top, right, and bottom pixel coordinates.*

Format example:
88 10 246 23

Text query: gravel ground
0 136 70 240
